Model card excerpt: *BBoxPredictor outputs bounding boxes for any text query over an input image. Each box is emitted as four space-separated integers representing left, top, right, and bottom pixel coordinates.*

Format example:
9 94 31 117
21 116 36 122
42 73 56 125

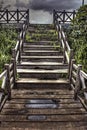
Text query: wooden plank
3 102 82 109
6 98 77 104
11 94 73 99
11 88 73 95
2 107 87 115
0 114 87 122
1 122 87 130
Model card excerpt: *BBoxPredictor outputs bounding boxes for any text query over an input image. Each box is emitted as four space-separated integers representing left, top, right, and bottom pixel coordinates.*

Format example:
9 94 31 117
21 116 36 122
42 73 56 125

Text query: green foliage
0 26 17 73
26 28 58 42
65 5 87 72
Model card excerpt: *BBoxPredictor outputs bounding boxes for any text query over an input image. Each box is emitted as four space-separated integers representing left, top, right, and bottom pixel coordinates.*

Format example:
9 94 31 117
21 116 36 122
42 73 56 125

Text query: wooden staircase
16 25 68 89
0 24 87 130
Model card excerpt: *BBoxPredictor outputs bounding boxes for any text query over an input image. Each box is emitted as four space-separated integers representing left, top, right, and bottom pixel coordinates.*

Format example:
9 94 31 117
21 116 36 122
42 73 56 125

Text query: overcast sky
1 0 87 24
1 0 87 11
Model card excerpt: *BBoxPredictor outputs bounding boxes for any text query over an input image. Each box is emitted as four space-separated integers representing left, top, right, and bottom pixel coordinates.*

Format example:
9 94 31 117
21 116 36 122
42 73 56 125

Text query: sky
1 0 87 10
1 0 87 23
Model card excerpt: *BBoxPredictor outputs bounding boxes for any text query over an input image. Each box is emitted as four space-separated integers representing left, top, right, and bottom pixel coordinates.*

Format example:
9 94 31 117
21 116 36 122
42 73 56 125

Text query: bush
65 5 87 72
0 26 17 73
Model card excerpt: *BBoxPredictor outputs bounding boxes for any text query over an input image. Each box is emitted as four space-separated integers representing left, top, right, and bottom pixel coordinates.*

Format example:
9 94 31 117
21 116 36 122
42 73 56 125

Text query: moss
26 25 58 42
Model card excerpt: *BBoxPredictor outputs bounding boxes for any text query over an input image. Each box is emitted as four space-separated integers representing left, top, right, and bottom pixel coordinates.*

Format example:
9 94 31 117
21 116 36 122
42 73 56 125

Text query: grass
0 26 18 73
26 26 58 42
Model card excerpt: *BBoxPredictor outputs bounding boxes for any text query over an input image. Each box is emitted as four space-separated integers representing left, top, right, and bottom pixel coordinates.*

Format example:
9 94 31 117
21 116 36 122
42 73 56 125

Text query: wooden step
21 56 63 62
1 122 87 130
24 41 58 46
22 50 62 56
17 69 68 79
1 113 87 122
16 78 69 89
17 62 68 69
23 45 60 50
28 24 54 30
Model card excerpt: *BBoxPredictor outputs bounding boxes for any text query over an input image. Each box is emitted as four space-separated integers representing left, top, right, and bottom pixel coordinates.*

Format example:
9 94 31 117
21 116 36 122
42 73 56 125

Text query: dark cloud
14 0 81 11
29 0 81 11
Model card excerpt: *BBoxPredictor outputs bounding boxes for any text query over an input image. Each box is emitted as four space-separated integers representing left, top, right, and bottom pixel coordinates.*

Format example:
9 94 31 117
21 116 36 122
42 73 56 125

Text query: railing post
19 34 22 63
4 64 11 100
74 65 82 100
12 49 16 62
6 9 9 23
69 59 75 89
27 9 29 25
17 9 19 23
63 10 65 23
73 10 76 20
63 43 66 64
12 48 17 69
11 58 17 88
68 49 73 77
53 9 56 26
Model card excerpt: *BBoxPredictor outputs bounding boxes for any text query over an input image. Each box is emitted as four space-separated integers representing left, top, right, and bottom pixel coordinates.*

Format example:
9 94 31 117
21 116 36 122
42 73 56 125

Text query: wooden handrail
80 71 87 79
54 15 74 76
0 70 7 79
0 12 29 111
54 9 87 110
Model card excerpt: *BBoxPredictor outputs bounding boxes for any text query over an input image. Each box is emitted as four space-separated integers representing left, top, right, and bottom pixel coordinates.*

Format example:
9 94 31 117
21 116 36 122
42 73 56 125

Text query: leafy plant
65 5 87 72
0 26 17 73
26 26 58 42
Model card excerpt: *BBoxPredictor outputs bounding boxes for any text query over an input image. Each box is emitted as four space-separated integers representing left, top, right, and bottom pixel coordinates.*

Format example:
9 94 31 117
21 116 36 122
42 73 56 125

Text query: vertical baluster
53 9 56 27
6 9 9 23
11 58 17 88
74 65 82 100
68 49 73 77
27 9 29 26
4 64 11 100
69 59 75 89
63 10 65 23
17 9 19 23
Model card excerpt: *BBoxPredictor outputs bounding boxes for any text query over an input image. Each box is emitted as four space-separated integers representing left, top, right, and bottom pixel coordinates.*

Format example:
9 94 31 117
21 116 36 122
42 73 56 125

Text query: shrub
65 5 87 72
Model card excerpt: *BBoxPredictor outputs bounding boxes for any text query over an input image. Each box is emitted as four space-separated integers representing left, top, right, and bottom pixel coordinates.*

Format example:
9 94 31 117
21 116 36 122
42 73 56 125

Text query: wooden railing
54 17 73 77
53 9 76 23
0 58 16 111
70 60 87 110
0 14 29 112
0 9 76 24
0 9 29 24
54 10 87 110
12 21 27 63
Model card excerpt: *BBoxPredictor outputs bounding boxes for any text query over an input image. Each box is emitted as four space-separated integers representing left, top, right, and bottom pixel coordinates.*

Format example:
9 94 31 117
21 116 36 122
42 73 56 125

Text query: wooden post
12 49 16 61
73 10 76 20
17 9 19 23
18 35 21 63
11 58 17 88
68 49 73 77
74 64 82 100
69 59 75 89
12 49 17 71
27 9 29 26
4 64 11 100
6 9 9 23
53 9 56 27
63 10 65 23
63 43 66 64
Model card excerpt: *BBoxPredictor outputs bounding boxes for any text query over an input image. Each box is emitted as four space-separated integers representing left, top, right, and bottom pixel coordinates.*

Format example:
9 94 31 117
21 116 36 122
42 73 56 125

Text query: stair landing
0 88 87 130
